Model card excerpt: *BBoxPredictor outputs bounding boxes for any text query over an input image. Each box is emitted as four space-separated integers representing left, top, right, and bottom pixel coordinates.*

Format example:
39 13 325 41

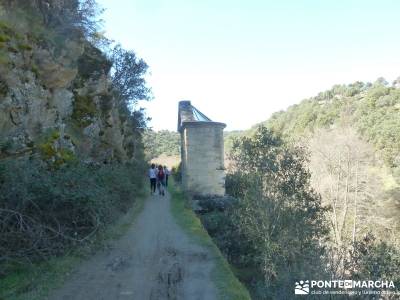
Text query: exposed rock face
0 68 54 153
0 17 138 164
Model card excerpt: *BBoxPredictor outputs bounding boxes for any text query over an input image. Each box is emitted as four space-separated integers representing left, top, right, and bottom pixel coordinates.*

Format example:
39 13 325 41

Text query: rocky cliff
0 2 142 165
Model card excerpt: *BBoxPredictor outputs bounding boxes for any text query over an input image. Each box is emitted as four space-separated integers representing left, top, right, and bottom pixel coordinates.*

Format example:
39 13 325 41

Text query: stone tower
178 101 226 196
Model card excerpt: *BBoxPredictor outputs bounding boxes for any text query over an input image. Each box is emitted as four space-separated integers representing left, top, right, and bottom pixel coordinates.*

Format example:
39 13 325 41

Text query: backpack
157 169 164 180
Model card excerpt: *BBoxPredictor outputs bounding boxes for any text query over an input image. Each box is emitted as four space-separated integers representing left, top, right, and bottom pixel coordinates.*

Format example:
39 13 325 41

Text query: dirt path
49 191 217 300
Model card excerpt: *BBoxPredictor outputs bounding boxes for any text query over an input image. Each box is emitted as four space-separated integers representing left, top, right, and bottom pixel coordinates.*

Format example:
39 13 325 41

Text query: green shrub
171 162 182 183
72 94 97 127
0 139 12 153
17 43 32 51
37 130 70 166
0 78 8 97
0 49 9 66
99 93 113 114
38 142 57 158
0 157 145 276
347 234 400 286
77 43 112 80
30 63 39 77
0 34 10 43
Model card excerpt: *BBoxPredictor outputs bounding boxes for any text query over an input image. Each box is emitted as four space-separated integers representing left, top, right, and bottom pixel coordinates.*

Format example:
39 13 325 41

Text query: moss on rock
38 130 77 168
72 94 97 128
0 78 8 97
77 43 112 80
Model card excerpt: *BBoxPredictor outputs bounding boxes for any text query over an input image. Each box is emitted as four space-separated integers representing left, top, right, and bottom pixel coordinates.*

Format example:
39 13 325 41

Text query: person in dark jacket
156 165 166 196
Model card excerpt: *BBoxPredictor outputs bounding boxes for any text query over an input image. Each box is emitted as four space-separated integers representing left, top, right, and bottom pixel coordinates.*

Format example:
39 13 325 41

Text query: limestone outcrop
0 8 140 164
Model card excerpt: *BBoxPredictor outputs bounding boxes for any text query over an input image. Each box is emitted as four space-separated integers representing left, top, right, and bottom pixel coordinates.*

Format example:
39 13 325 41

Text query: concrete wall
181 122 226 196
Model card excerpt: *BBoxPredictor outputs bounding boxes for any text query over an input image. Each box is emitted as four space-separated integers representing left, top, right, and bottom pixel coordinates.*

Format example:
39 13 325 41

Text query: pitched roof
177 101 213 131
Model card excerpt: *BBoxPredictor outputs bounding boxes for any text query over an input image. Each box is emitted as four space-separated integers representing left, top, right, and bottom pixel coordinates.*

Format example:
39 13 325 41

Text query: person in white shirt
148 163 157 194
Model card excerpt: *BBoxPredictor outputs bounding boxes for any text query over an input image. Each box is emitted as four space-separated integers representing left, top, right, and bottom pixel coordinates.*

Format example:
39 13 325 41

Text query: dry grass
150 154 180 169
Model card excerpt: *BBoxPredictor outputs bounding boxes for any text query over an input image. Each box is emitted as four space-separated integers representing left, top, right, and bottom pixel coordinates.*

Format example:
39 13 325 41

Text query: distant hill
143 130 181 161
260 78 400 169
248 77 400 239
143 129 248 162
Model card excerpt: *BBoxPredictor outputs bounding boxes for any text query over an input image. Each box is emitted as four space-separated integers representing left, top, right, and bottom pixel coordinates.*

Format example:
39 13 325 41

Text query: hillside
264 78 400 169
143 129 180 160
251 79 400 237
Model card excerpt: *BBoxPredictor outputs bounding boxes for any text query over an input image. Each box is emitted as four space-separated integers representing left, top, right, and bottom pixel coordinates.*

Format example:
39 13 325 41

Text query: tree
108 45 152 132
110 45 151 108
307 127 397 277
225 126 328 298
374 77 389 86
348 234 400 288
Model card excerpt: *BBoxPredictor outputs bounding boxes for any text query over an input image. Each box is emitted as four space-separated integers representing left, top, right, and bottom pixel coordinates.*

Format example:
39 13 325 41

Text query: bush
348 234 400 286
71 94 97 127
171 162 182 183
194 195 236 214
0 157 145 276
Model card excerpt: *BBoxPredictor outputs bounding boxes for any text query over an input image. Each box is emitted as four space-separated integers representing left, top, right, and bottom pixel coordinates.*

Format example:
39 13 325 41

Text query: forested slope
265 78 400 169
260 78 400 236
143 129 180 160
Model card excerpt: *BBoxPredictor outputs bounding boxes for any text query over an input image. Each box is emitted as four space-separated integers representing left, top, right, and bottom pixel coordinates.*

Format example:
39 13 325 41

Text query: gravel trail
49 191 217 300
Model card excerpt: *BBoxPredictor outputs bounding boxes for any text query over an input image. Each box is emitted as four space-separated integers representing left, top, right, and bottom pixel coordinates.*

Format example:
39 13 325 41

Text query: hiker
157 165 166 196
163 166 170 187
148 163 157 195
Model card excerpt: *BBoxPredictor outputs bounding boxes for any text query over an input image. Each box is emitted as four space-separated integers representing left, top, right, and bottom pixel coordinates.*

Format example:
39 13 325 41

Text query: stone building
178 100 226 196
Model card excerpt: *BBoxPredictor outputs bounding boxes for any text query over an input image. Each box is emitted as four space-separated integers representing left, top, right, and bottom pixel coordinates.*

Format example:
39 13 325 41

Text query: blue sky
97 0 400 131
